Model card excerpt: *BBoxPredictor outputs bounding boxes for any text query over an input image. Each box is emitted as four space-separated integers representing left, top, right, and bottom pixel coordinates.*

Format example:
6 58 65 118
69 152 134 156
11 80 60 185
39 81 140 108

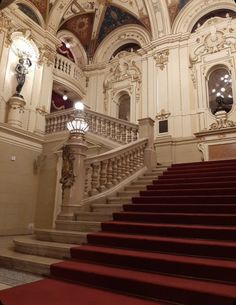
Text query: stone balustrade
54 54 86 91
84 138 148 197
45 108 139 144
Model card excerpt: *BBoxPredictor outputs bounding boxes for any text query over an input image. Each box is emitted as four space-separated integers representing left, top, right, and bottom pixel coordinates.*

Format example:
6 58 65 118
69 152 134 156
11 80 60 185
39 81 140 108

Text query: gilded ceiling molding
93 24 151 64
172 0 236 34
47 0 73 34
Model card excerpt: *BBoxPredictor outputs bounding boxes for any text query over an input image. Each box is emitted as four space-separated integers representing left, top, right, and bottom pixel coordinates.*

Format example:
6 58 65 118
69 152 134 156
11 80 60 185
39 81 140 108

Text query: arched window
208 67 233 115
118 93 130 121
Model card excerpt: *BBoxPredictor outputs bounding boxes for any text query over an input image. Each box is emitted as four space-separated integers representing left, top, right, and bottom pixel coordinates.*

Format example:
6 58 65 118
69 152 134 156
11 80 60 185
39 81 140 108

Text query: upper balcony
53 54 87 96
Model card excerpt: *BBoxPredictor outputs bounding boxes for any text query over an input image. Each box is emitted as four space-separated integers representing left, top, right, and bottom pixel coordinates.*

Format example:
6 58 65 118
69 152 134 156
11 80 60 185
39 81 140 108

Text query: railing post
58 137 88 219
138 118 157 169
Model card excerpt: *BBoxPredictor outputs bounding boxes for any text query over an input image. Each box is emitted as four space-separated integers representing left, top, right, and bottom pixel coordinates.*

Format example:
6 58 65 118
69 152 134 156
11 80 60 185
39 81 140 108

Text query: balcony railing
45 108 139 144
54 54 86 92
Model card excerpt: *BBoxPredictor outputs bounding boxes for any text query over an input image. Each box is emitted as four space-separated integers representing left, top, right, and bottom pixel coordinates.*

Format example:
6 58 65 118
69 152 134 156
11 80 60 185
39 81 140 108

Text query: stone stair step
107 197 132 204
91 204 123 213
0 242 60 276
75 212 113 222
55 220 101 232
13 236 73 259
34 228 88 245
117 191 140 197
124 185 147 191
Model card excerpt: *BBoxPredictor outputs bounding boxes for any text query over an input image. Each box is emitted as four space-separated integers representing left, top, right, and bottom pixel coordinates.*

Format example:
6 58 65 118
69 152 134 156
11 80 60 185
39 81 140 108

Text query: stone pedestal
7 95 26 128
138 117 157 169
58 136 88 219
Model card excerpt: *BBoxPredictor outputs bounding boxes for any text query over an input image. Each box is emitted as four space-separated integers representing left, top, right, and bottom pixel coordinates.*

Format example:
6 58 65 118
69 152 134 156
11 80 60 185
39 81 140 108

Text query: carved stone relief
60 145 75 198
154 49 169 70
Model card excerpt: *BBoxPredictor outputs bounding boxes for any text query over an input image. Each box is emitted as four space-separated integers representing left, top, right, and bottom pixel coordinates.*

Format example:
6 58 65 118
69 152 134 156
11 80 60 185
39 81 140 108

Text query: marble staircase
0 165 167 276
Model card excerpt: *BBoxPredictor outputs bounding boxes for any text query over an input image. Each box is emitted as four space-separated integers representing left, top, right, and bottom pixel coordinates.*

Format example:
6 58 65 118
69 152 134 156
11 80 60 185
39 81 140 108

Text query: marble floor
0 236 43 291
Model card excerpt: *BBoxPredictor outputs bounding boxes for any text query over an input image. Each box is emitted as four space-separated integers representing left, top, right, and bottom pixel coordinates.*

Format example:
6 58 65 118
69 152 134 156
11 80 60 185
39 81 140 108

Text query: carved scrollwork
154 49 169 70
38 45 56 67
60 145 75 198
209 111 236 131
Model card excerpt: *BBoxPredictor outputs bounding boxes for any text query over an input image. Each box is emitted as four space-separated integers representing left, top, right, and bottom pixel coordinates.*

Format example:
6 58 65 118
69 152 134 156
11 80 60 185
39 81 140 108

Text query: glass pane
208 68 233 114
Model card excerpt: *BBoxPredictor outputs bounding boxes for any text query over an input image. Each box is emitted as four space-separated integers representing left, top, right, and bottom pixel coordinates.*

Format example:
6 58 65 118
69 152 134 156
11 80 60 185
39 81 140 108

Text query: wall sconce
67 101 89 141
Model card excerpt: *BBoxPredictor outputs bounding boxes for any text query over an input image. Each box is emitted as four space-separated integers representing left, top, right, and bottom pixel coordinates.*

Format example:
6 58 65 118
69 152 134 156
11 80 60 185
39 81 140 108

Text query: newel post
138 118 157 169
57 102 89 220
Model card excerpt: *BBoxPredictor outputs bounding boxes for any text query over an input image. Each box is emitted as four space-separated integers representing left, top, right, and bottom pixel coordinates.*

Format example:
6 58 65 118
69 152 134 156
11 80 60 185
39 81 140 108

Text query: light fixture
62 91 68 101
67 101 89 141
216 92 221 97
65 42 71 49
221 87 226 92
212 89 216 93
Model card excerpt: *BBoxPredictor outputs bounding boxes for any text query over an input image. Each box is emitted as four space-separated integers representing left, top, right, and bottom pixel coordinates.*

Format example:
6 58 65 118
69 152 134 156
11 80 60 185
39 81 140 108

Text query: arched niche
93 24 151 64
172 0 236 34
118 93 131 121
207 66 233 115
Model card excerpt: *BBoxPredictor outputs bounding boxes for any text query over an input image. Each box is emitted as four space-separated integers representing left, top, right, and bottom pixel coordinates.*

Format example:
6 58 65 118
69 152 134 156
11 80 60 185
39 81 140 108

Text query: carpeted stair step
123 203 236 214
87 231 236 259
147 181 236 189
171 159 236 168
113 211 236 226
155 175 236 184
164 165 236 174
50 260 236 305
161 170 236 178
101 221 236 241
140 188 236 196
0 278 167 305
132 195 236 204
70 244 236 283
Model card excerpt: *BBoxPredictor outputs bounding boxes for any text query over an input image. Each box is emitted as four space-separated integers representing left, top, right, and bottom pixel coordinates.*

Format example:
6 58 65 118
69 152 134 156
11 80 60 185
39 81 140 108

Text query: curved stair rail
45 108 139 144
83 138 148 198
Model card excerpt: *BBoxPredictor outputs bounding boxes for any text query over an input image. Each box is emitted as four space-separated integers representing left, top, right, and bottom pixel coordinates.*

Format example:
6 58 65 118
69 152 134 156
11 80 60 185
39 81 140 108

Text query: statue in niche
15 56 32 97
213 95 231 114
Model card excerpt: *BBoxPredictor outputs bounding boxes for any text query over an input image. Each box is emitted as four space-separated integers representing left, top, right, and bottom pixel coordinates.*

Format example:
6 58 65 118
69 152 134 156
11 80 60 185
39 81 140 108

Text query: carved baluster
58 59 61 70
125 153 131 176
89 162 100 196
61 60 65 72
106 159 113 188
127 127 132 143
68 64 71 75
97 117 102 135
116 156 122 182
111 122 115 140
107 121 111 138
133 128 138 141
112 158 118 185
133 148 139 170
116 123 122 143
84 165 91 197
99 160 108 192
102 118 106 137
129 151 134 173
140 145 145 166
121 155 127 179
122 125 127 144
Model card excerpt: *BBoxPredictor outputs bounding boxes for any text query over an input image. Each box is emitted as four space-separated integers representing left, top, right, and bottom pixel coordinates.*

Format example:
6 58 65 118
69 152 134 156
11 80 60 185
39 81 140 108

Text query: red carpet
1 159 236 305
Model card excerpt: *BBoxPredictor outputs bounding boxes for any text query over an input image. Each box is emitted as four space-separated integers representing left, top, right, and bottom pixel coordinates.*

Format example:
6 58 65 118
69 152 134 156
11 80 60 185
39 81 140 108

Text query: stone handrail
54 54 86 91
83 138 148 197
45 108 139 144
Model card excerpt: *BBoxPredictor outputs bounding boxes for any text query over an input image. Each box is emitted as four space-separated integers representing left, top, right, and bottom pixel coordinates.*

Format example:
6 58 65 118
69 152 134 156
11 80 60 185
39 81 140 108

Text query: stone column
138 117 157 169
7 95 26 128
57 136 88 220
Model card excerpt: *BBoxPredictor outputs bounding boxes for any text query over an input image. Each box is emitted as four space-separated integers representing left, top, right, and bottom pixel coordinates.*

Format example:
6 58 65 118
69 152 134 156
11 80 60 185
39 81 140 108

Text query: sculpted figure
15 57 32 95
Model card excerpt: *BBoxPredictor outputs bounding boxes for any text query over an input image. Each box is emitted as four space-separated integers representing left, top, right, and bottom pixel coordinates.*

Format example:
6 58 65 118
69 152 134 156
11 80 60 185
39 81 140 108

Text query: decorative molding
189 17 236 66
38 45 56 66
153 49 169 70
36 105 48 116
156 109 171 120
209 111 236 130
0 11 12 33
60 145 75 199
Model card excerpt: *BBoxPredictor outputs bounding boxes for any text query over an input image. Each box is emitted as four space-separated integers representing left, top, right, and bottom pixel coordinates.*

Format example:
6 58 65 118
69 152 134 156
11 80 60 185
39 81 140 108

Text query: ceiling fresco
28 0 48 20
167 0 192 24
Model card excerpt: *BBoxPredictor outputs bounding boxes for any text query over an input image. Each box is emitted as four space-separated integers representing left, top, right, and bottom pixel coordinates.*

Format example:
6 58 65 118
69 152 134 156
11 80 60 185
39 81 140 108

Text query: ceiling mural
58 1 151 58
60 13 95 54
167 0 192 24
97 5 143 45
